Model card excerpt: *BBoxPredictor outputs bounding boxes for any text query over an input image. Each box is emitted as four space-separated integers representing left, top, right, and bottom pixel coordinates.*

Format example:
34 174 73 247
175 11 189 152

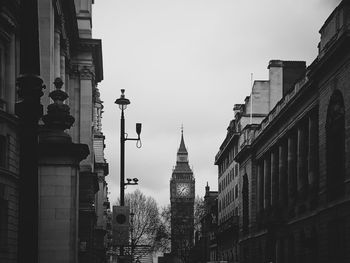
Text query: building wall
0 2 20 262
216 56 305 263
234 2 350 262
0 1 107 262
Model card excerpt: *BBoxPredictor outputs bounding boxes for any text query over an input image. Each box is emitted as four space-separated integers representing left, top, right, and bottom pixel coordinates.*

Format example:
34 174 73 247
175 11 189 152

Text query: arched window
325 89 345 200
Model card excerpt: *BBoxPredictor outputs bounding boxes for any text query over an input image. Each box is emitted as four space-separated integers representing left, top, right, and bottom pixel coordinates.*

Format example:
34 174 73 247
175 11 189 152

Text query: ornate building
170 130 195 263
0 2 22 262
0 1 109 262
215 59 305 263
233 1 350 262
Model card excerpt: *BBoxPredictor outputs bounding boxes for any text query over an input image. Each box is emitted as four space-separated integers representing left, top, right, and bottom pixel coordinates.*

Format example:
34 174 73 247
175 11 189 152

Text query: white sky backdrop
92 0 341 208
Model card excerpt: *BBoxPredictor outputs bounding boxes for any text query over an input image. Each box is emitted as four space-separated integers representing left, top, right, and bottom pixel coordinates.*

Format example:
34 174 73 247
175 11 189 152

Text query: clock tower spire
170 128 195 262
177 126 188 162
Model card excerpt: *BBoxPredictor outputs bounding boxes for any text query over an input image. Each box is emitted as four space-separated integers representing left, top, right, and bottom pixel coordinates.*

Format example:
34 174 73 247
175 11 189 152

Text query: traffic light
112 205 130 246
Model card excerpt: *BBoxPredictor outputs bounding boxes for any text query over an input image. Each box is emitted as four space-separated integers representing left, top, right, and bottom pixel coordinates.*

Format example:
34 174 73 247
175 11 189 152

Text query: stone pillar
54 29 60 80
308 113 317 194
257 161 264 216
264 154 271 211
60 54 66 91
279 141 288 206
288 133 297 213
297 123 308 201
79 66 94 171
16 1 43 261
39 143 88 263
271 149 279 207
38 78 89 263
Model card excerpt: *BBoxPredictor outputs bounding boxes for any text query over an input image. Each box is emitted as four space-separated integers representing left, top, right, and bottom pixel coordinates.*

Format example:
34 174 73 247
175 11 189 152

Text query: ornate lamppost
115 89 142 257
115 89 142 206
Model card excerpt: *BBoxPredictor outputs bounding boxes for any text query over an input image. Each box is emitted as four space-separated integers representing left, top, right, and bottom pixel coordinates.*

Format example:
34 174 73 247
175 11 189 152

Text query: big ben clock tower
170 129 195 262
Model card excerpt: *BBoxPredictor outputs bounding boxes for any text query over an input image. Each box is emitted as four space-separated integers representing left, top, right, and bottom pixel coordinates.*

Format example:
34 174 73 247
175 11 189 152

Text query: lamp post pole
120 107 125 207
115 89 142 259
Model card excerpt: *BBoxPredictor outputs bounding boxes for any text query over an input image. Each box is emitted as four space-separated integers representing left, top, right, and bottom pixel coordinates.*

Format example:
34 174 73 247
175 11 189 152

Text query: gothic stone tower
170 130 195 262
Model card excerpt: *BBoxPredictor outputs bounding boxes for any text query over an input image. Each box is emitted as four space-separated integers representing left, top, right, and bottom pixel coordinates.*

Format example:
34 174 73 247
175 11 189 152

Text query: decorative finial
181 124 184 134
42 77 75 132
53 77 63 89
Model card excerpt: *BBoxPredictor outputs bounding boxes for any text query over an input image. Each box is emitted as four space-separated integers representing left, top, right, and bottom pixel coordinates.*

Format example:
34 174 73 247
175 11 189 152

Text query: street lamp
115 88 142 206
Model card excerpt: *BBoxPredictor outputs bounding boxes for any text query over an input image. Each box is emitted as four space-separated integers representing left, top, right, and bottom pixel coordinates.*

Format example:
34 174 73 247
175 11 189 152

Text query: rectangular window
235 184 238 199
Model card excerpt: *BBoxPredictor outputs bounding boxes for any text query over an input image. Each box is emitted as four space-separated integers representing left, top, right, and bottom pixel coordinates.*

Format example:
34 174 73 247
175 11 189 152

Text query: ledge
39 142 89 162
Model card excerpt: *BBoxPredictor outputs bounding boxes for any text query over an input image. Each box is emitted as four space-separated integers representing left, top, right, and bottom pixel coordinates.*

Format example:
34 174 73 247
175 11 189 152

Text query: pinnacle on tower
178 126 188 154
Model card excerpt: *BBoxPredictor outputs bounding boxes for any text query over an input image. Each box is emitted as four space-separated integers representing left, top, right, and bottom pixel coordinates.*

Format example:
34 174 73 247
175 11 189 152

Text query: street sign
112 206 130 246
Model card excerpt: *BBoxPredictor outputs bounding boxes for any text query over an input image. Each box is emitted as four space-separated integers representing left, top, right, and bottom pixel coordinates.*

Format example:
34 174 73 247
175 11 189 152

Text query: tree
194 196 205 234
118 189 163 262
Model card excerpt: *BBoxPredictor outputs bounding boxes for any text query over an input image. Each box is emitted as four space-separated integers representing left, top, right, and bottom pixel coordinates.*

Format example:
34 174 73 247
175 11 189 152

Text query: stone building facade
0 2 21 262
215 59 305 262
0 1 109 262
233 1 350 262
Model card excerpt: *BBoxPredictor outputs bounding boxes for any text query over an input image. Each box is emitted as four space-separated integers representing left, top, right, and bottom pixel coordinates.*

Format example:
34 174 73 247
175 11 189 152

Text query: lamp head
136 123 142 136
115 89 130 110
133 178 139 183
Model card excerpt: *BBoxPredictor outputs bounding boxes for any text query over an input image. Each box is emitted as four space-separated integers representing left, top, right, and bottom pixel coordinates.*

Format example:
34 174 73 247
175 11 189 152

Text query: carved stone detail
79 65 95 80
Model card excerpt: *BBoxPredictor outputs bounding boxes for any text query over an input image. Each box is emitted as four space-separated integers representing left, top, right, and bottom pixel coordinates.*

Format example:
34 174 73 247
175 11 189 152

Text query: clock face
176 183 191 197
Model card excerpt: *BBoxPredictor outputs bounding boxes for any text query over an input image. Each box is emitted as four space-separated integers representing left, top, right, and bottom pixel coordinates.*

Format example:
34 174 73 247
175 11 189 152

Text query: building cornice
78 38 103 83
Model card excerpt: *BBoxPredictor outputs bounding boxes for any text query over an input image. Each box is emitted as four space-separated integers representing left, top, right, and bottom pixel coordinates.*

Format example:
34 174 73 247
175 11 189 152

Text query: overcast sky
92 0 342 208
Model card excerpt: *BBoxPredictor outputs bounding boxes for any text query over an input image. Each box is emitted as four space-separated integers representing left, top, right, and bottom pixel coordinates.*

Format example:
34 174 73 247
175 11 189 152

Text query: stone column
279 141 288 206
288 133 297 212
308 113 317 193
79 66 94 171
16 1 43 261
257 161 264 215
297 123 308 201
264 154 271 211
271 149 279 207
54 29 60 80
38 78 89 263
60 54 66 91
